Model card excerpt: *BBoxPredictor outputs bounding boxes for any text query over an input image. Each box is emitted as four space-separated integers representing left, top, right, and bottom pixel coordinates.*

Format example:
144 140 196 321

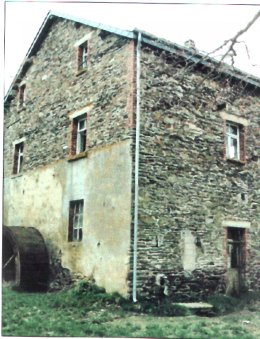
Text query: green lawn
2 284 259 338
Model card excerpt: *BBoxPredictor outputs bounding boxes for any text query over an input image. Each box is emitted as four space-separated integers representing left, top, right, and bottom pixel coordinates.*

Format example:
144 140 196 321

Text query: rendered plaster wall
134 45 260 300
4 140 132 296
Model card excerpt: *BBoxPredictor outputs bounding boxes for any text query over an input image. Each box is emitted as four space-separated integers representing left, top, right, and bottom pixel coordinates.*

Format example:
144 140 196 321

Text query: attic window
77 42 88 71
18 84 26 108
75 33 92 73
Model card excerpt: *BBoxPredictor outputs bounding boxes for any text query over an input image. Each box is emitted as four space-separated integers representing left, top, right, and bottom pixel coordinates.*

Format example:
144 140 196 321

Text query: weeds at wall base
2 283 259 338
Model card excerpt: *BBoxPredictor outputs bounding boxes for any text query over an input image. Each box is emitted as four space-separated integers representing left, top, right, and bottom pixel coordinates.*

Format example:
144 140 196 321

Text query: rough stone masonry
4 13 260 300
133 45 260 301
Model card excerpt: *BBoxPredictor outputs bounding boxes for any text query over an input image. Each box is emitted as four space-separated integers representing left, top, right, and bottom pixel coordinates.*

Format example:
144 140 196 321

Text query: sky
2 0 260 95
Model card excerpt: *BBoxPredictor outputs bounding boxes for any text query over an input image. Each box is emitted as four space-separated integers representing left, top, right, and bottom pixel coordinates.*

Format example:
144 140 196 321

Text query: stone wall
4 18 260 300
4 17 134 294
134 45 260 301
4 17 134 176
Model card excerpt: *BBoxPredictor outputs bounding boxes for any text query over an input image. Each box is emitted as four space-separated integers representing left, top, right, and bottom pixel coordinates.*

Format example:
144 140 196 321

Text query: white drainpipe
133 31 142 303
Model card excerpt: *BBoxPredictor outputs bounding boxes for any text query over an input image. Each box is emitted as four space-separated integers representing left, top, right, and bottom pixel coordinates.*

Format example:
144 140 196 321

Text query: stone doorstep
173 302 213 309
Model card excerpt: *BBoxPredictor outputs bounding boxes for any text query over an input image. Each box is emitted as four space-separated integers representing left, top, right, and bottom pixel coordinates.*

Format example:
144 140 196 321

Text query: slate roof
4 10 260 103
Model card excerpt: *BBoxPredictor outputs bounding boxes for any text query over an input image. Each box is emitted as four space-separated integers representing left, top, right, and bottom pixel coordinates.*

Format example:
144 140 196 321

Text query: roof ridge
4 11 260 103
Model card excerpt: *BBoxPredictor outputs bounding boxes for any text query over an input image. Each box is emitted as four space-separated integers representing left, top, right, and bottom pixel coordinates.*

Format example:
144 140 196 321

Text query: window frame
18 84 26 108
74 33 92 74
68 199 84 242
221 113 248 164
76 116 87 154
71 113 87 156
13 141 24 175
78 42 88 71
68 105 93 159
226 122 240 161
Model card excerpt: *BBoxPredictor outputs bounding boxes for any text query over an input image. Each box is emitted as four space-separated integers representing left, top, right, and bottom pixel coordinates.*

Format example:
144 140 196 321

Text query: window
225 122 245 162
18 84 26 107
77 42 88 71
71 115 87 155
13 142 24 174
68 200 84 242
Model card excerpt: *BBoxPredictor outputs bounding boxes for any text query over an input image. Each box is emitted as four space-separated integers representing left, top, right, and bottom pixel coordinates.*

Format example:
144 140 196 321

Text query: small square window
77 42 88 71
68 200 84 242
71 115 87 155
13 142 24 174
225 122 245 162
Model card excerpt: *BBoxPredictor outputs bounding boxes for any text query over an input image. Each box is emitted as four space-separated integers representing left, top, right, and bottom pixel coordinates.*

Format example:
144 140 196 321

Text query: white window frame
69 105 93 156
69 200 84 242
75 33 92 72
76 116 87 154
16 144 24 173
226 122 240 160
79 42 88 70
13 140 25 174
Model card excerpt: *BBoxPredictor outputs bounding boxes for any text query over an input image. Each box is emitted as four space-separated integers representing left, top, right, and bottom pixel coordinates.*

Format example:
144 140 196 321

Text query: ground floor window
68 200 84 242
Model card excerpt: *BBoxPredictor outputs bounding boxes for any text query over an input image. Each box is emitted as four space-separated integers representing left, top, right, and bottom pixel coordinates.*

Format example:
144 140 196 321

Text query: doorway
226 227 246 295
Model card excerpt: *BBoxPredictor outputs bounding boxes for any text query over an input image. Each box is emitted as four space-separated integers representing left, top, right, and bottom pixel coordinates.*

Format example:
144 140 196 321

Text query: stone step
174 302 213 308
173 302 213 312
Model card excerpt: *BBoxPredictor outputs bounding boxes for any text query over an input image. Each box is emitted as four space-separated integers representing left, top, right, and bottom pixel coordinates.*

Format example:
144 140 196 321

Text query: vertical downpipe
133 31 141 303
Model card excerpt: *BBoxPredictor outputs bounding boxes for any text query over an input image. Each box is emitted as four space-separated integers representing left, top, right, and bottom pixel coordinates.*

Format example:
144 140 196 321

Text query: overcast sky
3 0 260 94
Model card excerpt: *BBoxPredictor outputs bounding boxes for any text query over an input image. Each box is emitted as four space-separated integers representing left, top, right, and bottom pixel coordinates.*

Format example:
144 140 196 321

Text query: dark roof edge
134 28 260 88
4 12 260 104
4 11 134 103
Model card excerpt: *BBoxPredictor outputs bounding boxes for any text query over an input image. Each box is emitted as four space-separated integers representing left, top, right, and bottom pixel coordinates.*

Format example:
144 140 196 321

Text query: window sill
11 173 23 179
76 68 87 76
68 241 83 247
67 151 88 162
226 158 246 165
17 106 26 113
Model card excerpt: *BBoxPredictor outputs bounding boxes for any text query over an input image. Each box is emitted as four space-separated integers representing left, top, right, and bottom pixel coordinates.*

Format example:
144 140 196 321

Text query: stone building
4 11 260 301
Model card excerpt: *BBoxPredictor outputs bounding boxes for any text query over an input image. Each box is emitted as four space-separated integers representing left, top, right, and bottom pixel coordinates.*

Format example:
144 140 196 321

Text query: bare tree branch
211 9 260 63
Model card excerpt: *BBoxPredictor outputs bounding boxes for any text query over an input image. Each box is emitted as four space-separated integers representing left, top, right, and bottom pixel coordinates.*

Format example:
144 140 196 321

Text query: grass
2 282 260 338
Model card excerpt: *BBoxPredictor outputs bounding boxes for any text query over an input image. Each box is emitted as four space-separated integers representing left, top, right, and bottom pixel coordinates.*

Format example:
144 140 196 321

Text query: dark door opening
226 227 246 295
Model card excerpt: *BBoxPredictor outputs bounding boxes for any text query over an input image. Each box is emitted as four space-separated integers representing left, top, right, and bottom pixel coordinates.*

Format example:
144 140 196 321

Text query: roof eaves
134 28 260 89
5 13 260 105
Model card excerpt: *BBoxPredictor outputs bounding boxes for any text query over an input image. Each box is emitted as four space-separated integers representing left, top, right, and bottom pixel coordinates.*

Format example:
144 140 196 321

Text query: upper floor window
18 84 26 108
68 200 84 242
77 42 88 71
225 121 245 162
75 33 92 73
71 114 87 155
13 142 24 174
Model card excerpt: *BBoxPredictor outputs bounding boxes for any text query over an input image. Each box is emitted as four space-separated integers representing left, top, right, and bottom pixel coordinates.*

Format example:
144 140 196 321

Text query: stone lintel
220 112 249 126
222 220 251 228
